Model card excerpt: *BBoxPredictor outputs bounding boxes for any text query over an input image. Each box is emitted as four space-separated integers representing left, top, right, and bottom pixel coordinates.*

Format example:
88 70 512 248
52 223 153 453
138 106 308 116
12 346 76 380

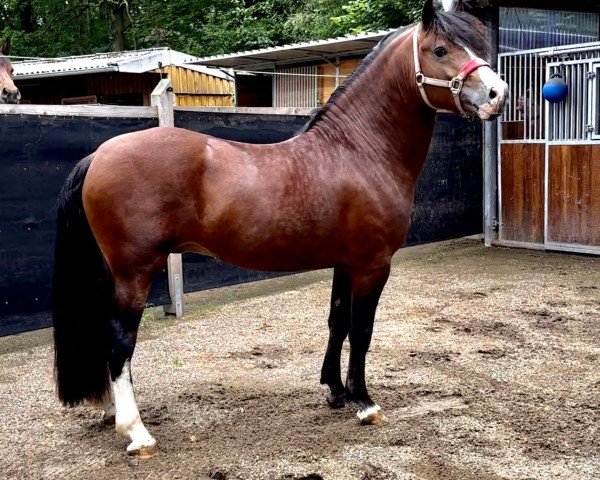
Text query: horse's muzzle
1 87 21 104
477 83 508 120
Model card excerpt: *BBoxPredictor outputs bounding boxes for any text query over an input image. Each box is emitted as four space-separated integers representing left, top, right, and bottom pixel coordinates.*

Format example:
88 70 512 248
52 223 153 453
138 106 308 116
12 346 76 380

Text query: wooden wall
16 68 233 107
317 58 362 106
158 66 234 107
16 72 161 105
234 57 363 107
500 143 545 243
548 145 600 245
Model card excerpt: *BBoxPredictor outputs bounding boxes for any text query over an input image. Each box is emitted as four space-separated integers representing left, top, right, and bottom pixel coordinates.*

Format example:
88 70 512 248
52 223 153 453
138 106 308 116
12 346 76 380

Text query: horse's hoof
357 405 387 425
127 439 157 458
326 393 347 409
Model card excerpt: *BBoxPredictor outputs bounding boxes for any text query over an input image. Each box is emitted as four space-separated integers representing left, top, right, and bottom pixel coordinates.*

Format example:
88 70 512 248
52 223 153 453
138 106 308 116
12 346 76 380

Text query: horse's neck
298 37 436 183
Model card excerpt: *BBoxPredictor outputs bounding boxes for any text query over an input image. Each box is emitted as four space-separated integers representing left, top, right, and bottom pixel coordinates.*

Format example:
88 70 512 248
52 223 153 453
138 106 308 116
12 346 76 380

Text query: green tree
282 0 346 41
2 0 127 56
3 0 421 58
332 0 422 34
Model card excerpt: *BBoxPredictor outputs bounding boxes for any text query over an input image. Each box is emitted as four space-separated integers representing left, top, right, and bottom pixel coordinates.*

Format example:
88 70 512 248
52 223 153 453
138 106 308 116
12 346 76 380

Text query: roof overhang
12 48 230 80
192 30 396 71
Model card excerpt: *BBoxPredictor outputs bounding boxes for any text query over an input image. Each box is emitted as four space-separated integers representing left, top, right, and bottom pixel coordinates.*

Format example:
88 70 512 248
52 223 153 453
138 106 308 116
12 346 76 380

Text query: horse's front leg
108 277 157 457
320 268 352 408
346 264 390 425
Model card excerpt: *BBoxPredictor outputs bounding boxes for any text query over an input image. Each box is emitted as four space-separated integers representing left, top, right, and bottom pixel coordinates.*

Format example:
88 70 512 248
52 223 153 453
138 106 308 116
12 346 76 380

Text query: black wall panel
0 115 159 336
0 112 481 336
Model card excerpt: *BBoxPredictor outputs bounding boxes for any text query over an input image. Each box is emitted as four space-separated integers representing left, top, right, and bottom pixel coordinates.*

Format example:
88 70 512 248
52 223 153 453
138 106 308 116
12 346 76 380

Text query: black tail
53 154 114 406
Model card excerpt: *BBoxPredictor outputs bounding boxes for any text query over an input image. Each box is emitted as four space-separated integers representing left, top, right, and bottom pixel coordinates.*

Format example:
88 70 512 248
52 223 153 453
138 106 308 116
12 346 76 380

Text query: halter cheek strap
413 24 490 117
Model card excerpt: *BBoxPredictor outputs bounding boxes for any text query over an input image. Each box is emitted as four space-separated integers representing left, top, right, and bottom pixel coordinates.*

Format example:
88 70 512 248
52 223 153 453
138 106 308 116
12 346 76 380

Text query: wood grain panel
318 59 362 106
317 64 336 106
158 66 234 107
548 145 600 246
500 143 545 243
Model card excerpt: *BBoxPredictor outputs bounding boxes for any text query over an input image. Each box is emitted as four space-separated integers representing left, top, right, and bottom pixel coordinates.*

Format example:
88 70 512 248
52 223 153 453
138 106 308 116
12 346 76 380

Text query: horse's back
81 127 315 268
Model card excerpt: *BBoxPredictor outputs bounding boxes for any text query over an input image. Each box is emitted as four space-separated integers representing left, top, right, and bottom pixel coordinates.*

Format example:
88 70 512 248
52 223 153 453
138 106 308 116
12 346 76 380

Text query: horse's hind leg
108 270 159 457
320 268 352 408
98 389 116 425
346 265 390 425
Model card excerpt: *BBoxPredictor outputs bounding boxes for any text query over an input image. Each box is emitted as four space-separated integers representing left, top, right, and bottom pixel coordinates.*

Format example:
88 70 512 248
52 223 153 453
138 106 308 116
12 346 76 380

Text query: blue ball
542 74 568 103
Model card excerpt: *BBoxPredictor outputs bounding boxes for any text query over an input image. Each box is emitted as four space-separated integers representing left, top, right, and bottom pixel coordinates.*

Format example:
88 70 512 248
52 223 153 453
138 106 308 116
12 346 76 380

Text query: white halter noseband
412 24 490 116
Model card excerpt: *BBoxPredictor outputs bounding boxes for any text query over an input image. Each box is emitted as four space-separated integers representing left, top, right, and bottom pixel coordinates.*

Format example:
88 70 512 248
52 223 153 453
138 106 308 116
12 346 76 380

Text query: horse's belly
191 235 336 273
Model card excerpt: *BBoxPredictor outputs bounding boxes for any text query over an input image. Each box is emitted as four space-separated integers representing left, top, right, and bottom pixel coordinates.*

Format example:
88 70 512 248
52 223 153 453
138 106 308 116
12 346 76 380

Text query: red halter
413 24 490 116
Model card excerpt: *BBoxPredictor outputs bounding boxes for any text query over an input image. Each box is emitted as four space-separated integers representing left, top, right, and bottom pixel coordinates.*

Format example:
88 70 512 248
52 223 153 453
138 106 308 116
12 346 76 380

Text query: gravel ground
0 238 598 480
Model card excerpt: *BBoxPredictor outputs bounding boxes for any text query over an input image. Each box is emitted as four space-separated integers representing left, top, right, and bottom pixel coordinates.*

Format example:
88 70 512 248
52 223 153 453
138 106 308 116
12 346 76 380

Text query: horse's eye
434 47 448 58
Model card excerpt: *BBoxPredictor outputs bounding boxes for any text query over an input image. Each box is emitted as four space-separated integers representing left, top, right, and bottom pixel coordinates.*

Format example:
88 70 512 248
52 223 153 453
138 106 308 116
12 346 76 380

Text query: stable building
13 48 234 107
193 30 395 108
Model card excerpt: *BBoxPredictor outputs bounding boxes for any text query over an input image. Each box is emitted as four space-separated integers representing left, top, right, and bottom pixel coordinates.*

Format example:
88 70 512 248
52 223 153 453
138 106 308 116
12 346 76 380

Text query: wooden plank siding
317 58 362 106
17 72 161 105
158 66 234 107
548 145 600 246
500 143 545 243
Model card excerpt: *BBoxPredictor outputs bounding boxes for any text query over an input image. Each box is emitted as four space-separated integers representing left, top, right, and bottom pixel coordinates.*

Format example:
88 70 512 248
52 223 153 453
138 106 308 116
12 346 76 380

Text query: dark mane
299 9 488 134
297 25 413 134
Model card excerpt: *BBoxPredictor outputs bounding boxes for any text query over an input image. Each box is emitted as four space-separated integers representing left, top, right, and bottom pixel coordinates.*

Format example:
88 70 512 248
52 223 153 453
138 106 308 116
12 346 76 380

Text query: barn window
500 8 600 53
61 95 98 105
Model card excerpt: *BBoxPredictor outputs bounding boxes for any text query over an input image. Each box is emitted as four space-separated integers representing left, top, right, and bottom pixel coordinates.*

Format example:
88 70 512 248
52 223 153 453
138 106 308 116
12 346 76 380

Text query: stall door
498 46 600 255
545 60 600 253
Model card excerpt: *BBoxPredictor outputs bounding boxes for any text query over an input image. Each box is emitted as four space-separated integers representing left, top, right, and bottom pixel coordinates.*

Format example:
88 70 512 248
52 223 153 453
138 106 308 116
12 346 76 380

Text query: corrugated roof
13 48 231 80
192 30 397 70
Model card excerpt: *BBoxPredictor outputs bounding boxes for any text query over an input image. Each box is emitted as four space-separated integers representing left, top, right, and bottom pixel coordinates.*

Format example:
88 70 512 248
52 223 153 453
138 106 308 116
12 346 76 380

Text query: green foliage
332 0 422 34
2 0 421 58
2 0 121 57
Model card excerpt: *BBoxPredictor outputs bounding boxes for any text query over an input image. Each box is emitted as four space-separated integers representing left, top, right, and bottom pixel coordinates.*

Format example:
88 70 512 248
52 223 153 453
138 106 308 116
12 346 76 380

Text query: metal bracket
491 218 500 232
587 71 596 80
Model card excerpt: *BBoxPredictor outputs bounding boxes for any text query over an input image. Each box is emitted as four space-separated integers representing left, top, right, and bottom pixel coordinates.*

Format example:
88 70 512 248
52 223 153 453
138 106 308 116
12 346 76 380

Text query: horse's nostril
489 88 498 100
1 87 8 97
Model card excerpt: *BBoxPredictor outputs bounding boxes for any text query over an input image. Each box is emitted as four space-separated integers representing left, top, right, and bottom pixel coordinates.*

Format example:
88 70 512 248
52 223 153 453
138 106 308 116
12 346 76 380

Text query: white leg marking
357 404 382 421
112 361 156 454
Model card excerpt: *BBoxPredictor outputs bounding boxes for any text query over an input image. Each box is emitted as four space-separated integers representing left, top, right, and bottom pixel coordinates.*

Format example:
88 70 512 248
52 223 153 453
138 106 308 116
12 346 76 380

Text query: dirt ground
0 238 598 480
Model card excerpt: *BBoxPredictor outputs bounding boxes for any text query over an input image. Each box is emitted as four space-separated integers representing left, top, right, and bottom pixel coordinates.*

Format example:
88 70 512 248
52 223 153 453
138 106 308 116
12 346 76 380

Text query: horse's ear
441 0 459 11
421 0 436 29
0 38 11 56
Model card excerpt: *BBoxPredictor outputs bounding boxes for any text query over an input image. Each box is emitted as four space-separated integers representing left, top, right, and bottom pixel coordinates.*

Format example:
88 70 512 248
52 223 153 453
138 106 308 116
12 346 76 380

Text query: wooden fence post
151 80 184 318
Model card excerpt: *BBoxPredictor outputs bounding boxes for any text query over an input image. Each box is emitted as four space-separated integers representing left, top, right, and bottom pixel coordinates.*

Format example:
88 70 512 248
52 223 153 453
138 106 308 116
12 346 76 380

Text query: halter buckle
450 77 463 95
416 72 425 86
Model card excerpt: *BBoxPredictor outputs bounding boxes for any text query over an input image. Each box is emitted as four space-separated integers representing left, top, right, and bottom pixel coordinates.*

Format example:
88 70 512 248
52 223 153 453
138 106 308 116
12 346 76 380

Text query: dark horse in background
0 38 21 104
52 0 507 457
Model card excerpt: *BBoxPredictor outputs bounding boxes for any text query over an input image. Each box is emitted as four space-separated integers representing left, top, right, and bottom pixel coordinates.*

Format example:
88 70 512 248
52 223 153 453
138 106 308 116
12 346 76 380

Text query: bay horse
0 38 21 104
52 0 507 457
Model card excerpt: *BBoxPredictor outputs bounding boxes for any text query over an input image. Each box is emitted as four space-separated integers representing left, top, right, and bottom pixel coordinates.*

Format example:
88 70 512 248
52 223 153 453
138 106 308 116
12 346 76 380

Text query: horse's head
413 0 507 120
0 38 21 104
